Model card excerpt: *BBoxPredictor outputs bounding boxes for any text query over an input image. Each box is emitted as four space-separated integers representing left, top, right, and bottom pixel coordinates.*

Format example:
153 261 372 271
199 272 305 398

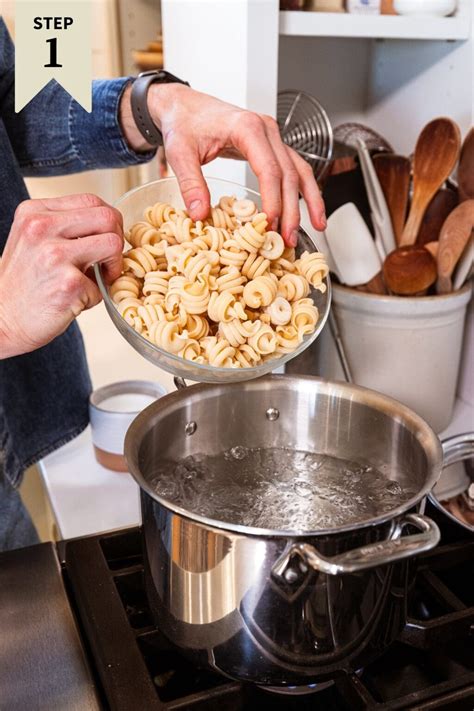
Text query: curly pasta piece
278 273 310 302
275 325 301 354
235 343 261 368
142 271 171 298
233 213 267 253
186 314 209 340
219 238 248 269
183 251 219 282
117 297 142 324
260 231 284 260
241 253 270 280
147 320 186 354
218 195 236 215
143 293 165 306
207 338 236 367
291 298 319 337
127 221 161 249
144 201 177 227
232 198 257 222
192 225 227 253
180 275 211 315
218 318 261 347
248 322 278 356
208 291 247 323
179 339 205 363
295 251 329 293
123 247 157 278
265 296 292 326
137 302 167 330
209 206 237 230
216 266 247 295
243 275 278 309
164 275 186 312
110 274 141 303
270 257 296 278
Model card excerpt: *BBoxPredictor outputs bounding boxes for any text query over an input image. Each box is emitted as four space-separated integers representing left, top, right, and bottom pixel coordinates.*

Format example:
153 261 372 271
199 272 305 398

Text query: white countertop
39 396 473 541
38 426 140 540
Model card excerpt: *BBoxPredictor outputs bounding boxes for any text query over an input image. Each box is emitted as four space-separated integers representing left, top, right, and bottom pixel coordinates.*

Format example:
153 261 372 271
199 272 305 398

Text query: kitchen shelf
279 11 470 40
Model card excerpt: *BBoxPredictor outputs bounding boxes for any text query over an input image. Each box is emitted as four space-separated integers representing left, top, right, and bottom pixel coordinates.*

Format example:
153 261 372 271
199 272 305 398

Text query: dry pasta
109 194 328 368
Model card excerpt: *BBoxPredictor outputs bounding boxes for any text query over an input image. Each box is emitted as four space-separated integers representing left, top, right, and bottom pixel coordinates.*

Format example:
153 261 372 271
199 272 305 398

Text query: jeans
0 453 39 552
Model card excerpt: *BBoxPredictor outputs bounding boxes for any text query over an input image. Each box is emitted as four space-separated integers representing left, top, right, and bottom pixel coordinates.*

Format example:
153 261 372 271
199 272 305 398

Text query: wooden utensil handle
400 204 424 246
355 271 387 295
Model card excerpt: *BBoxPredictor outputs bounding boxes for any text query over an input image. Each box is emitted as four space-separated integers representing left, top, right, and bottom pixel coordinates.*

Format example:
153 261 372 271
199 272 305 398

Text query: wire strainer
95 177 331 384
277 90 333 180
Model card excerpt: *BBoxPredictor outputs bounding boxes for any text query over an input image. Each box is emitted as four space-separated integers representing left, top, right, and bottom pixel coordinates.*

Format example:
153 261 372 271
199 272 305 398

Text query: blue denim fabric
0 16 155 515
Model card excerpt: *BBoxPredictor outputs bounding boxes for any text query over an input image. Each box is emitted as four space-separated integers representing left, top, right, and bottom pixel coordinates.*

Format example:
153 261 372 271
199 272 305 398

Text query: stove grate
63 529 474 711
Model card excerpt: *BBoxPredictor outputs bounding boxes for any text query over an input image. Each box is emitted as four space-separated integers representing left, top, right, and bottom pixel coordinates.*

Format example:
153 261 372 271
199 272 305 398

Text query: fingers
231 114 282 229
68 232 124 283
262 117 301 246
286 147 326 232
165 139 211 221
64 270 103 318
16 205 123 242
15 192 108 217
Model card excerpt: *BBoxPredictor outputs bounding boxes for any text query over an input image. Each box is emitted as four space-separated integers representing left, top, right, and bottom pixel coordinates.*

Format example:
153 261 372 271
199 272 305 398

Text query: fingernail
320 211 327 229
290 230 298 248
271 218 279 231
189 199 201 213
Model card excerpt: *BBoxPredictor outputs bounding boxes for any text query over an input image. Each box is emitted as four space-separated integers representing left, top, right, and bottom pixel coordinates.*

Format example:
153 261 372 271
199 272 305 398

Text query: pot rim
125 375 443 538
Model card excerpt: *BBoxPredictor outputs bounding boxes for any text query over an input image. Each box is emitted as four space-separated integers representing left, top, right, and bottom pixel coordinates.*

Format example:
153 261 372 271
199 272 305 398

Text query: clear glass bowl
94 177 331 383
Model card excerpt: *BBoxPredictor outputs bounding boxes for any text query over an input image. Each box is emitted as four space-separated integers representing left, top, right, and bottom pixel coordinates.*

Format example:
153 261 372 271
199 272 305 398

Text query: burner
262 680 333 695
62 528 474 710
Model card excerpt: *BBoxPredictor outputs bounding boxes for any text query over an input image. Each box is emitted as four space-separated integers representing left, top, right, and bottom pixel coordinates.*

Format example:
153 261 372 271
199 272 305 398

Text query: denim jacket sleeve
0 18 156 176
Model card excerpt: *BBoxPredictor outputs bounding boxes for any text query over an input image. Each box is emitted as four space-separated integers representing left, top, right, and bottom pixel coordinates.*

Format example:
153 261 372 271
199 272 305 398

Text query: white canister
89 381 167 471
315 283 472 433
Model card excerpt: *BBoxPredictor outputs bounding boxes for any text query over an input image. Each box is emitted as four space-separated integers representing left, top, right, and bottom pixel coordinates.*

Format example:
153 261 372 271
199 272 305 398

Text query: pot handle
174 376 188 390
271 513 440 579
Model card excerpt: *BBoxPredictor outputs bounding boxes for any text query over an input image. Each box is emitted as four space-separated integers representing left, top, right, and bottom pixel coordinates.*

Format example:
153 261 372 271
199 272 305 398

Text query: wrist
119 82 154 153
0 298 20 359
147 82 189 137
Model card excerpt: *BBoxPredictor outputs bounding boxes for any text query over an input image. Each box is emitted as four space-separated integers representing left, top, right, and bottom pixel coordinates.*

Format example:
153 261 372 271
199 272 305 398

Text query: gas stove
60 525 474 710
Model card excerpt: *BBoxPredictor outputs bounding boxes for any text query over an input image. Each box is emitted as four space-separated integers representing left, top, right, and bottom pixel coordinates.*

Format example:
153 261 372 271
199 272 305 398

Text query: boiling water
149 447 417 531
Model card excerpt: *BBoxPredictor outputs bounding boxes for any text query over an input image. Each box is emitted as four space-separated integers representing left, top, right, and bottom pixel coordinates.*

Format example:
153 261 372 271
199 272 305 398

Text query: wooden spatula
373 154 411 245
400 118 461 246
416 188 458 247
436 200 474 294
458 128 474 202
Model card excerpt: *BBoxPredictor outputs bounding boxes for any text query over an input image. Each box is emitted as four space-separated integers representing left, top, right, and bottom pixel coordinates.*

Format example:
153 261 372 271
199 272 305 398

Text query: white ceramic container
89 380 167 471
315 283 472 432
394 0 456 16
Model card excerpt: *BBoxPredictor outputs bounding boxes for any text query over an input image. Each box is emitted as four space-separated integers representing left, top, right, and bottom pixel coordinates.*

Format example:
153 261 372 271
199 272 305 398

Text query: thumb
166 143 211 221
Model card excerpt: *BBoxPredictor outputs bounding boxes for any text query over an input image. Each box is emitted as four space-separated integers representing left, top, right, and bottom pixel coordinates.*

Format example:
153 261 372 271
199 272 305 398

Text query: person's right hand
0 193 124 358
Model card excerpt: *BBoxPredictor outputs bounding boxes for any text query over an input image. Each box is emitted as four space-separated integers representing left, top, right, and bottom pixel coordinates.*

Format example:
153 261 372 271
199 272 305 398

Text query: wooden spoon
436 200 474 294
383 246 437 296
458 128 474 202
400 118 461 246
424 241 439 259
416 188 458 247
373 154 411 245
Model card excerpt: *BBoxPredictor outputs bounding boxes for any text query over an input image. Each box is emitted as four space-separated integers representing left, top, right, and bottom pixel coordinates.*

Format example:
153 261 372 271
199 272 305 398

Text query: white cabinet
162 0 472 184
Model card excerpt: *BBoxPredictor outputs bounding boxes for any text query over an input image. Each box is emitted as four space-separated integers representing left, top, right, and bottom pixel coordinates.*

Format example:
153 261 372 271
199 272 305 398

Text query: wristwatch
131 70 190 147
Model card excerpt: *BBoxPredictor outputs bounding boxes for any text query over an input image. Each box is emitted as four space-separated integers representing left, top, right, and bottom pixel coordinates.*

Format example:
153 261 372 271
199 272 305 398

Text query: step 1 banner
15 0 91 113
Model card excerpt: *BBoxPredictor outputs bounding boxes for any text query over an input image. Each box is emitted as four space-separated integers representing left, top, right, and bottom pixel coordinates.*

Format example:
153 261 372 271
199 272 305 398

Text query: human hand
120 82 326 247
0 193 123 358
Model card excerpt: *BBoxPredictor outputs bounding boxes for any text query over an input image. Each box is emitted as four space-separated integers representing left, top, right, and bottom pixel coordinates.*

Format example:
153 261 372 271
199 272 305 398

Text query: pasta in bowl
95 178 331 383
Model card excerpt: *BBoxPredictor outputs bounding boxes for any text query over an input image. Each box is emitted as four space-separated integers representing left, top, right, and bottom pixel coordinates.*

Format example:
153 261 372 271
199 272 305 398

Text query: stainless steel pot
125 375 442 688
427 433 474 535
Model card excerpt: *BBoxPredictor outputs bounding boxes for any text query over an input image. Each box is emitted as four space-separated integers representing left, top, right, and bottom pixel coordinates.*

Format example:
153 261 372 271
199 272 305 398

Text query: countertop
0 543 101 711
39 397 473 541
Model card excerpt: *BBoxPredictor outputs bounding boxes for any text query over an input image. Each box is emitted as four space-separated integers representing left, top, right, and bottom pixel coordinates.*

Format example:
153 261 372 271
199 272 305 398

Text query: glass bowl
94 177 331 383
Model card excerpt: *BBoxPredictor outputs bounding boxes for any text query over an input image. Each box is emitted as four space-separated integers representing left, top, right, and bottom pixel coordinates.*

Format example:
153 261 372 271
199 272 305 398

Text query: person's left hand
121 83 326 247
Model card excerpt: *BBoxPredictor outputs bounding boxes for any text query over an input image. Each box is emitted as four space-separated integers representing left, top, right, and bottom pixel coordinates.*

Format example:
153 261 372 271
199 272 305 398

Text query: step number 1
44 38 62 68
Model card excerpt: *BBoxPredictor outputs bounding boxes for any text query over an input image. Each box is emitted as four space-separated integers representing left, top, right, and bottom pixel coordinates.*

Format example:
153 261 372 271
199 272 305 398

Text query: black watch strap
131 70 189 147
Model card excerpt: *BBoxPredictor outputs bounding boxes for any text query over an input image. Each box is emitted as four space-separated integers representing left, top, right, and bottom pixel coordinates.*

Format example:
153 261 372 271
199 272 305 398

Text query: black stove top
62 527 474 710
